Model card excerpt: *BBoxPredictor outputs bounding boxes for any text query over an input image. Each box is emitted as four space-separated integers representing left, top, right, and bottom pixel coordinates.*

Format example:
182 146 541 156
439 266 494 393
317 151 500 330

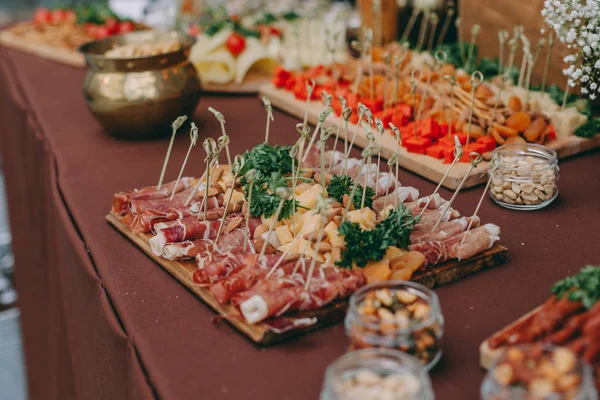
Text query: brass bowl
79 30 202 140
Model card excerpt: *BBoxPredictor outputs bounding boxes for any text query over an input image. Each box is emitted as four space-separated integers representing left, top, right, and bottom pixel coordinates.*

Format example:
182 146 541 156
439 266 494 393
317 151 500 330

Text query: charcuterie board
0 29 85 67
479 306 542 369
259 83 600 190
106 212 508 345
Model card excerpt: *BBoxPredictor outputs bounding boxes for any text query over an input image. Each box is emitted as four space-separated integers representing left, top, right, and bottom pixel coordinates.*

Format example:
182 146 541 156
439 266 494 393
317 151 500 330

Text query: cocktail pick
465 70 484 146
328 98 348 172
360 122 376 210
208 107 232 171
427 12 439 52
465 24 480 71
201 139 219 221
393 50 408 118
400 8 421 45
489 72 512 126
457 162 499 257
302 106 333 163
562 80 571 110
242 169 257 252
416 9 430 52
319 126 336 188
258 187 293 262
303 79 316 128
455 18 465 65
383 152 399 210
526 38 546 95
374 118 385 177
262 96 274 144
169 122 199 201
339 106 353 174
506 38 518 72
436 1 455 48
410 69 423 139
289 142 301 234
321 90 332 108
185 138 218 207
420 135 463 215
215 155 245 243
343 144 380 221
344 103 367 171
305 194 334 290
382 52 392 110
266 231 302 278
388 123 402 208
157 115 187 190
540 32 555 93
444 74 457 137
294 123 311 181
417 50 446 120
497 30 509 76
432 152 482 232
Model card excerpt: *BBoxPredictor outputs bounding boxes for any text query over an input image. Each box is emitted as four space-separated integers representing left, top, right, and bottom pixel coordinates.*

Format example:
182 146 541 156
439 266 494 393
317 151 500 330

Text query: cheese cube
324 221 345 248
295 184 324 209
347 208 377 230
275 225 294 246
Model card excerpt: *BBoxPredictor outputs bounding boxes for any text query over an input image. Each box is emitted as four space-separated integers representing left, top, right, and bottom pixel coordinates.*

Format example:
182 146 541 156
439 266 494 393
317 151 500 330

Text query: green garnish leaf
327 174 375 210
282 11 300 21
551 266 600 309
336 204 420 268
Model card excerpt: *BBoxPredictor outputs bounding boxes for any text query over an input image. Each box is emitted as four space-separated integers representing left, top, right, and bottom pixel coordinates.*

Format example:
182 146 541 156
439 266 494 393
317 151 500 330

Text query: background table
1 46 599 400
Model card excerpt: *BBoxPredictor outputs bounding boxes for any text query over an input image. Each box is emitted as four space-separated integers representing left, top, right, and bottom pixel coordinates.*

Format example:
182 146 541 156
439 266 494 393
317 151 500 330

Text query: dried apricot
524 117 547 142
475 84 494 99
439 64 455 76
489 127 506 145
505 136 526 144
507 96 522 112
466 123 485 139
506 112 531 131
493 123 519 138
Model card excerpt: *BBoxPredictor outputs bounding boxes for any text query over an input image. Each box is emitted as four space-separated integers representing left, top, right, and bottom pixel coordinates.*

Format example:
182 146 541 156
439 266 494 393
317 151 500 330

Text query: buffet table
1 46 599 400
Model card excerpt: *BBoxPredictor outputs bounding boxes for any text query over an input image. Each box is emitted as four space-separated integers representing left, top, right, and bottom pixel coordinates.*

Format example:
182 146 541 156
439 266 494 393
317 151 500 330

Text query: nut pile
489 345 585 400
349 287 441 366
334 369 422 400
490 155 557 207
105 41 181 58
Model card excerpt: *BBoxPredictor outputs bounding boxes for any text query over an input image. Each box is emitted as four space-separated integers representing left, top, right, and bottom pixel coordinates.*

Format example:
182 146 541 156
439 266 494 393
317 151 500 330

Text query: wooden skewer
465 24 480 71
466 70 484 145
321 90 332 108
410 69 423 139
343 145 379 221
363 27 375 103
432 152 483 231
361 124 376 210
455 18 466 65
200 139 217 221
497 30 509 76
215 155 245 243
303 79 316 128
186 138 218 207
319 126 336 188
170 122 198 201
541 32 555 93
328 101 347 172
258 187 292 262
562 81 571 110
262 96 274 144
242 169 257 252
157 115 187 190
419 135 463 215
517 33 529 87
489 72 512 127
400 8 421 44
445 75 457 137
345 103 367 171
289 142 300 235
304 195 333 290
266 233 302 278
208 107 232 171
388 123 402 208
393 50 408 118
382 52 392 110
526 38 546 95
427 12 439 52
383 152 398 210
338 106 353 174
416 9 430 52
457 163 499 256
436 1 455 48
303 106 333 163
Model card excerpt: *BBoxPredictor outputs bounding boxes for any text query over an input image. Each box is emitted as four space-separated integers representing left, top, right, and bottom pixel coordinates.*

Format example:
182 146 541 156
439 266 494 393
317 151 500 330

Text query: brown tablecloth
1 46 599 400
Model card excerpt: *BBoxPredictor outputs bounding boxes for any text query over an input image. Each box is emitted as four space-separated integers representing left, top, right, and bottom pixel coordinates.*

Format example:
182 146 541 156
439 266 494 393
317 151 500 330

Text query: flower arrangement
541 0 600 100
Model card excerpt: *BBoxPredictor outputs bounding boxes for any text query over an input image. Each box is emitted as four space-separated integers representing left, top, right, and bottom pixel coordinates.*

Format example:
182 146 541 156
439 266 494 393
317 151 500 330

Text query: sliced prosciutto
410 223 500 268
112 177 193 215
372 186 420 213
410 216 480 244
149 213 240 256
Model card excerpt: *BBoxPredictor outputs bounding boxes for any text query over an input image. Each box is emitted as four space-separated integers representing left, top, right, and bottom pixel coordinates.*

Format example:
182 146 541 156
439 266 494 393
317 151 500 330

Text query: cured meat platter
259 83 600 190
107 212 507 345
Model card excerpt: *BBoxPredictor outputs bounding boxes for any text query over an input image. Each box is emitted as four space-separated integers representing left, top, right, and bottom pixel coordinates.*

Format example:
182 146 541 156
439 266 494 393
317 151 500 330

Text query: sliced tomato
64 10 76 24
226 33 246 56
119 21 136 34
50 9 66 24
33 8 51 25
104 18 119 35
94 26 111 39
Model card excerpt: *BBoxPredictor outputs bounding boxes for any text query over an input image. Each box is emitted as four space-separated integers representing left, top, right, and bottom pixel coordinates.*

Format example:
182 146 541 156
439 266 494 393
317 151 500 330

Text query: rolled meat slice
410 216 480 244
111 177 193 215
372 186 420 213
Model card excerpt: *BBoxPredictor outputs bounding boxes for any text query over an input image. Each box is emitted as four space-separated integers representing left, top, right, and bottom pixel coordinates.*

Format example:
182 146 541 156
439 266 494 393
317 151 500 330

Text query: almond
224 216 243 234
253 224 269 238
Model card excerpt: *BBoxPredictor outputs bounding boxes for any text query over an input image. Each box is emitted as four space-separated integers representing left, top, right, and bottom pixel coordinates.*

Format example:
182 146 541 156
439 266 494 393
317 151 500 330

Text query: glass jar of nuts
320 348 434 400
481 344 598 400
344 281 444 371
488 143 559 210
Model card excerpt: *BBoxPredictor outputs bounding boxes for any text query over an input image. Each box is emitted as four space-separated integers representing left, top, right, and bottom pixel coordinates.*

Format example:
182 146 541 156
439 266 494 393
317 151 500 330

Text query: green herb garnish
282 11 300 21
552 266 600 309
327 175 375 210
255 12 277 25
336 205 420 268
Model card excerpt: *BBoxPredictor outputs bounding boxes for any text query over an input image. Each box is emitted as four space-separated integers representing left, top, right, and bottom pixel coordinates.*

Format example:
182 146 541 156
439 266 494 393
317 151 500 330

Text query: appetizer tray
259 83 600 190
107 211 508 346
479 306 542 369
0 29 85 67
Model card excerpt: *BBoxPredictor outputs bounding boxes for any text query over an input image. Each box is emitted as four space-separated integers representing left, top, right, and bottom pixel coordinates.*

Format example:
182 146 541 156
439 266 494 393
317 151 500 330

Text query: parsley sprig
336 205 420 268
552 265 600 309
240 144 296 220
327 175 375 210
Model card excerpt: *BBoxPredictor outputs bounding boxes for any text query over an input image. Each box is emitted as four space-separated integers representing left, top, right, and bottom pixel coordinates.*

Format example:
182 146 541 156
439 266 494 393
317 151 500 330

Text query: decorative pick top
158 115 188 190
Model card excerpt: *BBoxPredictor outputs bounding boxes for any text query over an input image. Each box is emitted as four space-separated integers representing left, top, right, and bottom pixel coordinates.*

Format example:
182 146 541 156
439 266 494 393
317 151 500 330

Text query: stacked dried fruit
345 283 444 369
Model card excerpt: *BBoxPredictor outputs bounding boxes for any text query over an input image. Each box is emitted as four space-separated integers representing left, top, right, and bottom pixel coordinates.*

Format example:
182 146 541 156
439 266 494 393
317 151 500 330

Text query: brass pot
79 30 202 140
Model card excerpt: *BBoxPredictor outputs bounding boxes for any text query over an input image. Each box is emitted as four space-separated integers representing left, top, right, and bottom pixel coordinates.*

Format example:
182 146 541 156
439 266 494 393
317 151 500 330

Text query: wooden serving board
479 306 542 369
106 212 508 345
260 83 600 190
0 30 85 67
202 74 272 94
